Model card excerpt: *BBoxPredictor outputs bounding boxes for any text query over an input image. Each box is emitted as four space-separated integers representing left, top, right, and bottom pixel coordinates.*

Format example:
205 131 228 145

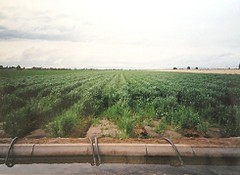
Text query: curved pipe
4 137 18 167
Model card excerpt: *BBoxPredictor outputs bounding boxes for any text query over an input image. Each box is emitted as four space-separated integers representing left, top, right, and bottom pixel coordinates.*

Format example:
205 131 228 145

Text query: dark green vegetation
0 69 240 138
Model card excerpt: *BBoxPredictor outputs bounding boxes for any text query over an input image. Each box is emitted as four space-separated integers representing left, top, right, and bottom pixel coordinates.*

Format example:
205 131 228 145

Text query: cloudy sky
0 0 239 69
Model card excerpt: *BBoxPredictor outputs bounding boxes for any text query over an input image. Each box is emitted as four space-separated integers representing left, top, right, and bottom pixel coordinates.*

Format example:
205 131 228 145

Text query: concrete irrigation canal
0 137 239 174
0 137 239 166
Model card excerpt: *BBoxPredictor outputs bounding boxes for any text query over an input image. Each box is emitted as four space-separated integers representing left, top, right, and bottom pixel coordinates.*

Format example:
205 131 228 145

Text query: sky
0 0 240 69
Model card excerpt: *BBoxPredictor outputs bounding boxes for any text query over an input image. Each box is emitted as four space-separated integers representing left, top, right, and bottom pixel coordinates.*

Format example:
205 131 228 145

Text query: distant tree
16 65 21 70
187 66 191 70
0 65 3 69
173 67 177 70
239 63 240 69
195 67 198 70
32 67 42 70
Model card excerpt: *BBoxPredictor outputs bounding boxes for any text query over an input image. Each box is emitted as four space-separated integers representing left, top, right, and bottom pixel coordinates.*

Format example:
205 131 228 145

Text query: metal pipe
0 144 239 165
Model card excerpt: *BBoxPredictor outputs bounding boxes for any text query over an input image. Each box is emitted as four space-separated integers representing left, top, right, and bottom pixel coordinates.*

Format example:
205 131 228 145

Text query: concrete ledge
0 144 239 165
146 144 193 157
192 147 240 157
0 143 239 157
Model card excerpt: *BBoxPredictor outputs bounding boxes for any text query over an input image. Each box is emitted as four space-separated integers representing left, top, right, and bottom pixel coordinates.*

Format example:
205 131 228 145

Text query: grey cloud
0 25 83 42
0 8 89 42
0 25 7 30
217 53 236 58
0 12 4 19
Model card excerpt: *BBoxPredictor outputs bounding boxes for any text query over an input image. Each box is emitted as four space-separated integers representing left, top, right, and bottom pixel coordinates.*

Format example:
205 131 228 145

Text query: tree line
173 64 240 70
0 65 71 70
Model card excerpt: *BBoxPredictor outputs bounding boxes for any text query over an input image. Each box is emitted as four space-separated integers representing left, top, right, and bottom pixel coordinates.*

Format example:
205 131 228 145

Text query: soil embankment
1 118 240 146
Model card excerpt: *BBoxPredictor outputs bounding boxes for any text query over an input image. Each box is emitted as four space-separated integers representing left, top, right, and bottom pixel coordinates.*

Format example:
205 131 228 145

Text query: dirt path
86 119 122 138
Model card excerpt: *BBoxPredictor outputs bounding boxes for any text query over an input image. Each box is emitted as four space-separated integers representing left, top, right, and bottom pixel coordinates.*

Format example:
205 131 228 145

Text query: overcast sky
0 0 239 69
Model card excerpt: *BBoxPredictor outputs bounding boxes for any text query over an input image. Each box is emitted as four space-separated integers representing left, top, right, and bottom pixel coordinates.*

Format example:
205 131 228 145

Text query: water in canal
0 163 240 175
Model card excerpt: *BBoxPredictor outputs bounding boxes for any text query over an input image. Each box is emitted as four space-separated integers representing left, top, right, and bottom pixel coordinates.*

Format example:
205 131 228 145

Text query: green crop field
0 69 240 138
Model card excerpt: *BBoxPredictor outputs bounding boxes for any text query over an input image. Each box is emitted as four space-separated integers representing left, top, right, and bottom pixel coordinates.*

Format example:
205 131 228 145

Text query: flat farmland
158 69 240 74
0 69 240 138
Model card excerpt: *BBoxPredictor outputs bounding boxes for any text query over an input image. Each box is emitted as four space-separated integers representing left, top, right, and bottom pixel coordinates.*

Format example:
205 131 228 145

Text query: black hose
30 144 36 164
161 137 184 166
95 137 101 166
88 137 96 166
88 137 101 166
5 137 18 167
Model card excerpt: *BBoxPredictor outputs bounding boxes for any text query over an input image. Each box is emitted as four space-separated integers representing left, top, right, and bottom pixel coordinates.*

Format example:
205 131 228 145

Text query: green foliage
152 96 178 118
3 106 39 137
105 101 135 137
0 94 26 120
157 106 208 133
219 106 240 137
1 69 240 138
156 119 168 134
175 106 205 131
46 115 78 137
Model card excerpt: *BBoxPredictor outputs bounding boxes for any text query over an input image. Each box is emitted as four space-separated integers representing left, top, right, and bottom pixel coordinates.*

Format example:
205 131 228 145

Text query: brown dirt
69 117 92 138
1 119 239 146
1 137 239 146
86 119 122 138
157 69 240 74
24 129 49 139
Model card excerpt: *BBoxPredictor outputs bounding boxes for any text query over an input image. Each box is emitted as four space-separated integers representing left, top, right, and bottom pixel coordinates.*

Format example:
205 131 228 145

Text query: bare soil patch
1 137 239 146
25 129 48 139
69 117 92 138
86 119 122 138
157 69 240 74
1 119 239 146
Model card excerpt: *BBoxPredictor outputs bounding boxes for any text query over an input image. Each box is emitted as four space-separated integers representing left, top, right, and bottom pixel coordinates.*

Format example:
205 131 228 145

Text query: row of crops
0 69 240 138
